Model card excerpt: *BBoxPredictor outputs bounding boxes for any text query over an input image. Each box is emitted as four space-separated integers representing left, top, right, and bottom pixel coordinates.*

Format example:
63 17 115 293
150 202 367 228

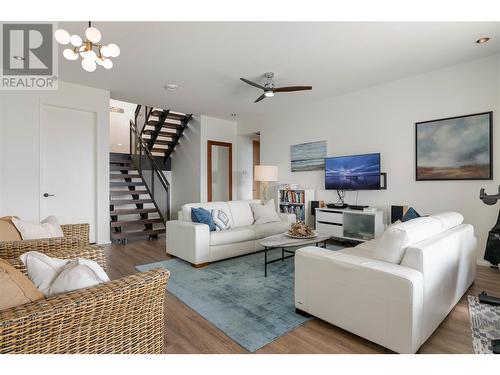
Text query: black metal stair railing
129 119 171 221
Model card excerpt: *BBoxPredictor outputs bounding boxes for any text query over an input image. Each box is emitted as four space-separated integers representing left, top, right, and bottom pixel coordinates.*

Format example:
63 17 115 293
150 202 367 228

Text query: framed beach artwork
290 140 327 172
415 112 493 181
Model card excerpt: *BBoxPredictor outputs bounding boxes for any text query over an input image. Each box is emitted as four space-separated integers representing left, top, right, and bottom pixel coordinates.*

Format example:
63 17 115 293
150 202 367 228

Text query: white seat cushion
228 200 259 227
373 217 443 264
210 225 255 246
254 221 290 239
181 202 233 227
342 238 379 259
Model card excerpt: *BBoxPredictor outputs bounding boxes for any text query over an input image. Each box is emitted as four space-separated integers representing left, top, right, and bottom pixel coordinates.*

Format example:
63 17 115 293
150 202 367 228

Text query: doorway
40 104 97 242
207 141 232 202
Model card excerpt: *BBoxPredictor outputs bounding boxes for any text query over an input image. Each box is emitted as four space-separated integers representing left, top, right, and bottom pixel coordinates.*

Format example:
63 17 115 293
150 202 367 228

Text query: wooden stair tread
110 174 141 179
110 228 165 239
162 123 183 130
110 208 158 215
151 148 168 153
110 182 145 187
110 190 149 196
110 218 163 227
143 130 176 137
154 139 173 146
110 199 153 205
110 166 136 171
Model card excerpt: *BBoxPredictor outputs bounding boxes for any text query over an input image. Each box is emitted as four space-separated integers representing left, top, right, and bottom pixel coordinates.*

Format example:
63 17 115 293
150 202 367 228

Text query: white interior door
40 104 97 242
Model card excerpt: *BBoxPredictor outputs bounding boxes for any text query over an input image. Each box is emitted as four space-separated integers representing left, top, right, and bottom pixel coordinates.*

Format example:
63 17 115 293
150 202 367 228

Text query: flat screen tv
325 153 381 190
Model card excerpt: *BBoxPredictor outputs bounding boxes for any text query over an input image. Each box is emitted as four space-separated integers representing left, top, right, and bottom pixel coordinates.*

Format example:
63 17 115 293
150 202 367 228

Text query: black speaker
391 205 408 224
311 201 320 216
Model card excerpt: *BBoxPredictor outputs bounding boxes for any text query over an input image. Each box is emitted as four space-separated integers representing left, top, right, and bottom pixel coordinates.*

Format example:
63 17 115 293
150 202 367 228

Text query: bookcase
278 188 316 226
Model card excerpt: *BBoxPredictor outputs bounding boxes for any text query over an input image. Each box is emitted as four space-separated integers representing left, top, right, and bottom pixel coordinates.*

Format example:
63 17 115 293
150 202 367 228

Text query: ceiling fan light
85 26 101 43
70 34 83 47
107 43 120 57
54 29 70 45
264 91 274 97
81 57 97 72
102 58 113 69
63 48 78 60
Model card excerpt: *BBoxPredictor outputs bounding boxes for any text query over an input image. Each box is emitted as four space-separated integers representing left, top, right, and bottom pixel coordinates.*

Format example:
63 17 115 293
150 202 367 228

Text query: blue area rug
136 244 342 352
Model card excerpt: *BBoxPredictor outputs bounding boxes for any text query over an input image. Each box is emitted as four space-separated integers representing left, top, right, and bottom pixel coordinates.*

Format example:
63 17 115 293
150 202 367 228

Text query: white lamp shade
70 34 82 47
107 43 120 57
254 165 278 182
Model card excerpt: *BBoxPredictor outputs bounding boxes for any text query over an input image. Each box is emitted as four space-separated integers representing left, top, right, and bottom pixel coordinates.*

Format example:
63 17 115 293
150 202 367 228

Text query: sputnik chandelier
54 22 120 72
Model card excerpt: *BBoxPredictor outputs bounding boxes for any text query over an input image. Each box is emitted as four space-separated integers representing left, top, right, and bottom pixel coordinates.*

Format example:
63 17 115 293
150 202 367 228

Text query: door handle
43 193 55 197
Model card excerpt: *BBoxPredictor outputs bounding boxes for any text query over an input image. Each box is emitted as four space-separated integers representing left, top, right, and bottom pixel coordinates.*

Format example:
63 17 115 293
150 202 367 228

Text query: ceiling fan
240 72 312 103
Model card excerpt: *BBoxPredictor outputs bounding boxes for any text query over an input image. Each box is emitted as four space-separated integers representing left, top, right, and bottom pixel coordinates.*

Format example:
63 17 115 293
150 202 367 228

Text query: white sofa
166 200 296 267
295 212 476 354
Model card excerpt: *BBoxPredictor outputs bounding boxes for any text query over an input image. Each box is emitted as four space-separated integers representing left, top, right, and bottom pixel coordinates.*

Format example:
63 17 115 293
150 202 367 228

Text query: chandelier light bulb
100 45 111 57
95 57 103 66
63 48 78 60
107 43 120 57
81 57 97 72
69 34 83 47
85 27 101 43
86 50 97 61
54 29 70 45
102 58 113 69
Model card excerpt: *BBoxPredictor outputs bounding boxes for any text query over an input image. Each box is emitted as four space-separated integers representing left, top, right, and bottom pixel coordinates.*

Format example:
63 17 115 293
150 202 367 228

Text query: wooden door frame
252 139 260 199
207 140 233 202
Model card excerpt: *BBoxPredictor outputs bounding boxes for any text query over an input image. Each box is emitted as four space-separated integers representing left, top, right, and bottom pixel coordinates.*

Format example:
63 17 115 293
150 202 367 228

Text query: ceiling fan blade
240 78 266 90
274 86 312 93
254 93 266 103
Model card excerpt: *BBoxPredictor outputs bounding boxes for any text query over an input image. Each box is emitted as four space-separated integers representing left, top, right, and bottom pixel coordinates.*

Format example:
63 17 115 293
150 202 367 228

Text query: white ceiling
59 22 500 120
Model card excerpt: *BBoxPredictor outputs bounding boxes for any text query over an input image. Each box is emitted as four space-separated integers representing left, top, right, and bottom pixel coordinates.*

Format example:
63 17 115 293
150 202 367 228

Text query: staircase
109 153 166 243
109 105 192 244
138 106 192 159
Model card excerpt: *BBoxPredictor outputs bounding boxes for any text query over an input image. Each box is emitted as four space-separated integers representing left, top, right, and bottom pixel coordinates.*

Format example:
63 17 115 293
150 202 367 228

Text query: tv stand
315 207 385 242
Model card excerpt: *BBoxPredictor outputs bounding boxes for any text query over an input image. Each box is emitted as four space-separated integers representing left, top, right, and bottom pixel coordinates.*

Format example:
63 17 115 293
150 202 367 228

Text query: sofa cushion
211 209 231 231
0 258 44 311
210 226 255 246
430 211 463 232
254 221 291 239
373 217 443 264
181 202 233 226
12 216 64 240
250 199 280 224
191 207 216 231
0 216 22 241
228 200 258 227
402 207 420 222
20 251 110 297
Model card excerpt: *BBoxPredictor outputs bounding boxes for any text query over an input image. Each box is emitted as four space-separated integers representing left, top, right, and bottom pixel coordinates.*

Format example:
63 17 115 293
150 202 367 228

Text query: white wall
109 99 136 153
0 81 110 244
200 115 238 202
239 54 500 265
171 115 202 218
170 115 238 218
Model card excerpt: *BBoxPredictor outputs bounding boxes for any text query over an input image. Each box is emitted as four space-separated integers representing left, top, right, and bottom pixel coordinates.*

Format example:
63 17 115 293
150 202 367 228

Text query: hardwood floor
103 238 500 354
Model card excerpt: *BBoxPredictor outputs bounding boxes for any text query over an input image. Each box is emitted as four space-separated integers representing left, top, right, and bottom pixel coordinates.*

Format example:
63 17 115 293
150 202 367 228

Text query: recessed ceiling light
476 37 490 44
13 55 25 60
165 84 179 91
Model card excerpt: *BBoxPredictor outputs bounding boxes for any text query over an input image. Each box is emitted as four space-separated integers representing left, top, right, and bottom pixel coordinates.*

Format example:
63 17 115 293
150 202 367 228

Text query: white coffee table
259 232 331 277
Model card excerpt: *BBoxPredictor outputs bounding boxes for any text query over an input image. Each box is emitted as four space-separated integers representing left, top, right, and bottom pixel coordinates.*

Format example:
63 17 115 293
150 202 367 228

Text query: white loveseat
166 200 296 267
295 212 476 353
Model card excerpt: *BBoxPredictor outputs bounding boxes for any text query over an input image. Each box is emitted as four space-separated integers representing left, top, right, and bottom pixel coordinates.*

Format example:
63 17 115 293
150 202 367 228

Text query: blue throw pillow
402 207 420 222
191 207 216 231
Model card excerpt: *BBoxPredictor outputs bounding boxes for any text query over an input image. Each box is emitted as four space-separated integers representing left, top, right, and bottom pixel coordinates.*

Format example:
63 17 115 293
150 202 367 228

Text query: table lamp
254 165 278 202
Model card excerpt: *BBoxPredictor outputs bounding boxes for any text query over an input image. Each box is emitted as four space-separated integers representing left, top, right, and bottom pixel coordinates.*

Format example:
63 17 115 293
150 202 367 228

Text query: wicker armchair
0 223 89 260
0 225 170 354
